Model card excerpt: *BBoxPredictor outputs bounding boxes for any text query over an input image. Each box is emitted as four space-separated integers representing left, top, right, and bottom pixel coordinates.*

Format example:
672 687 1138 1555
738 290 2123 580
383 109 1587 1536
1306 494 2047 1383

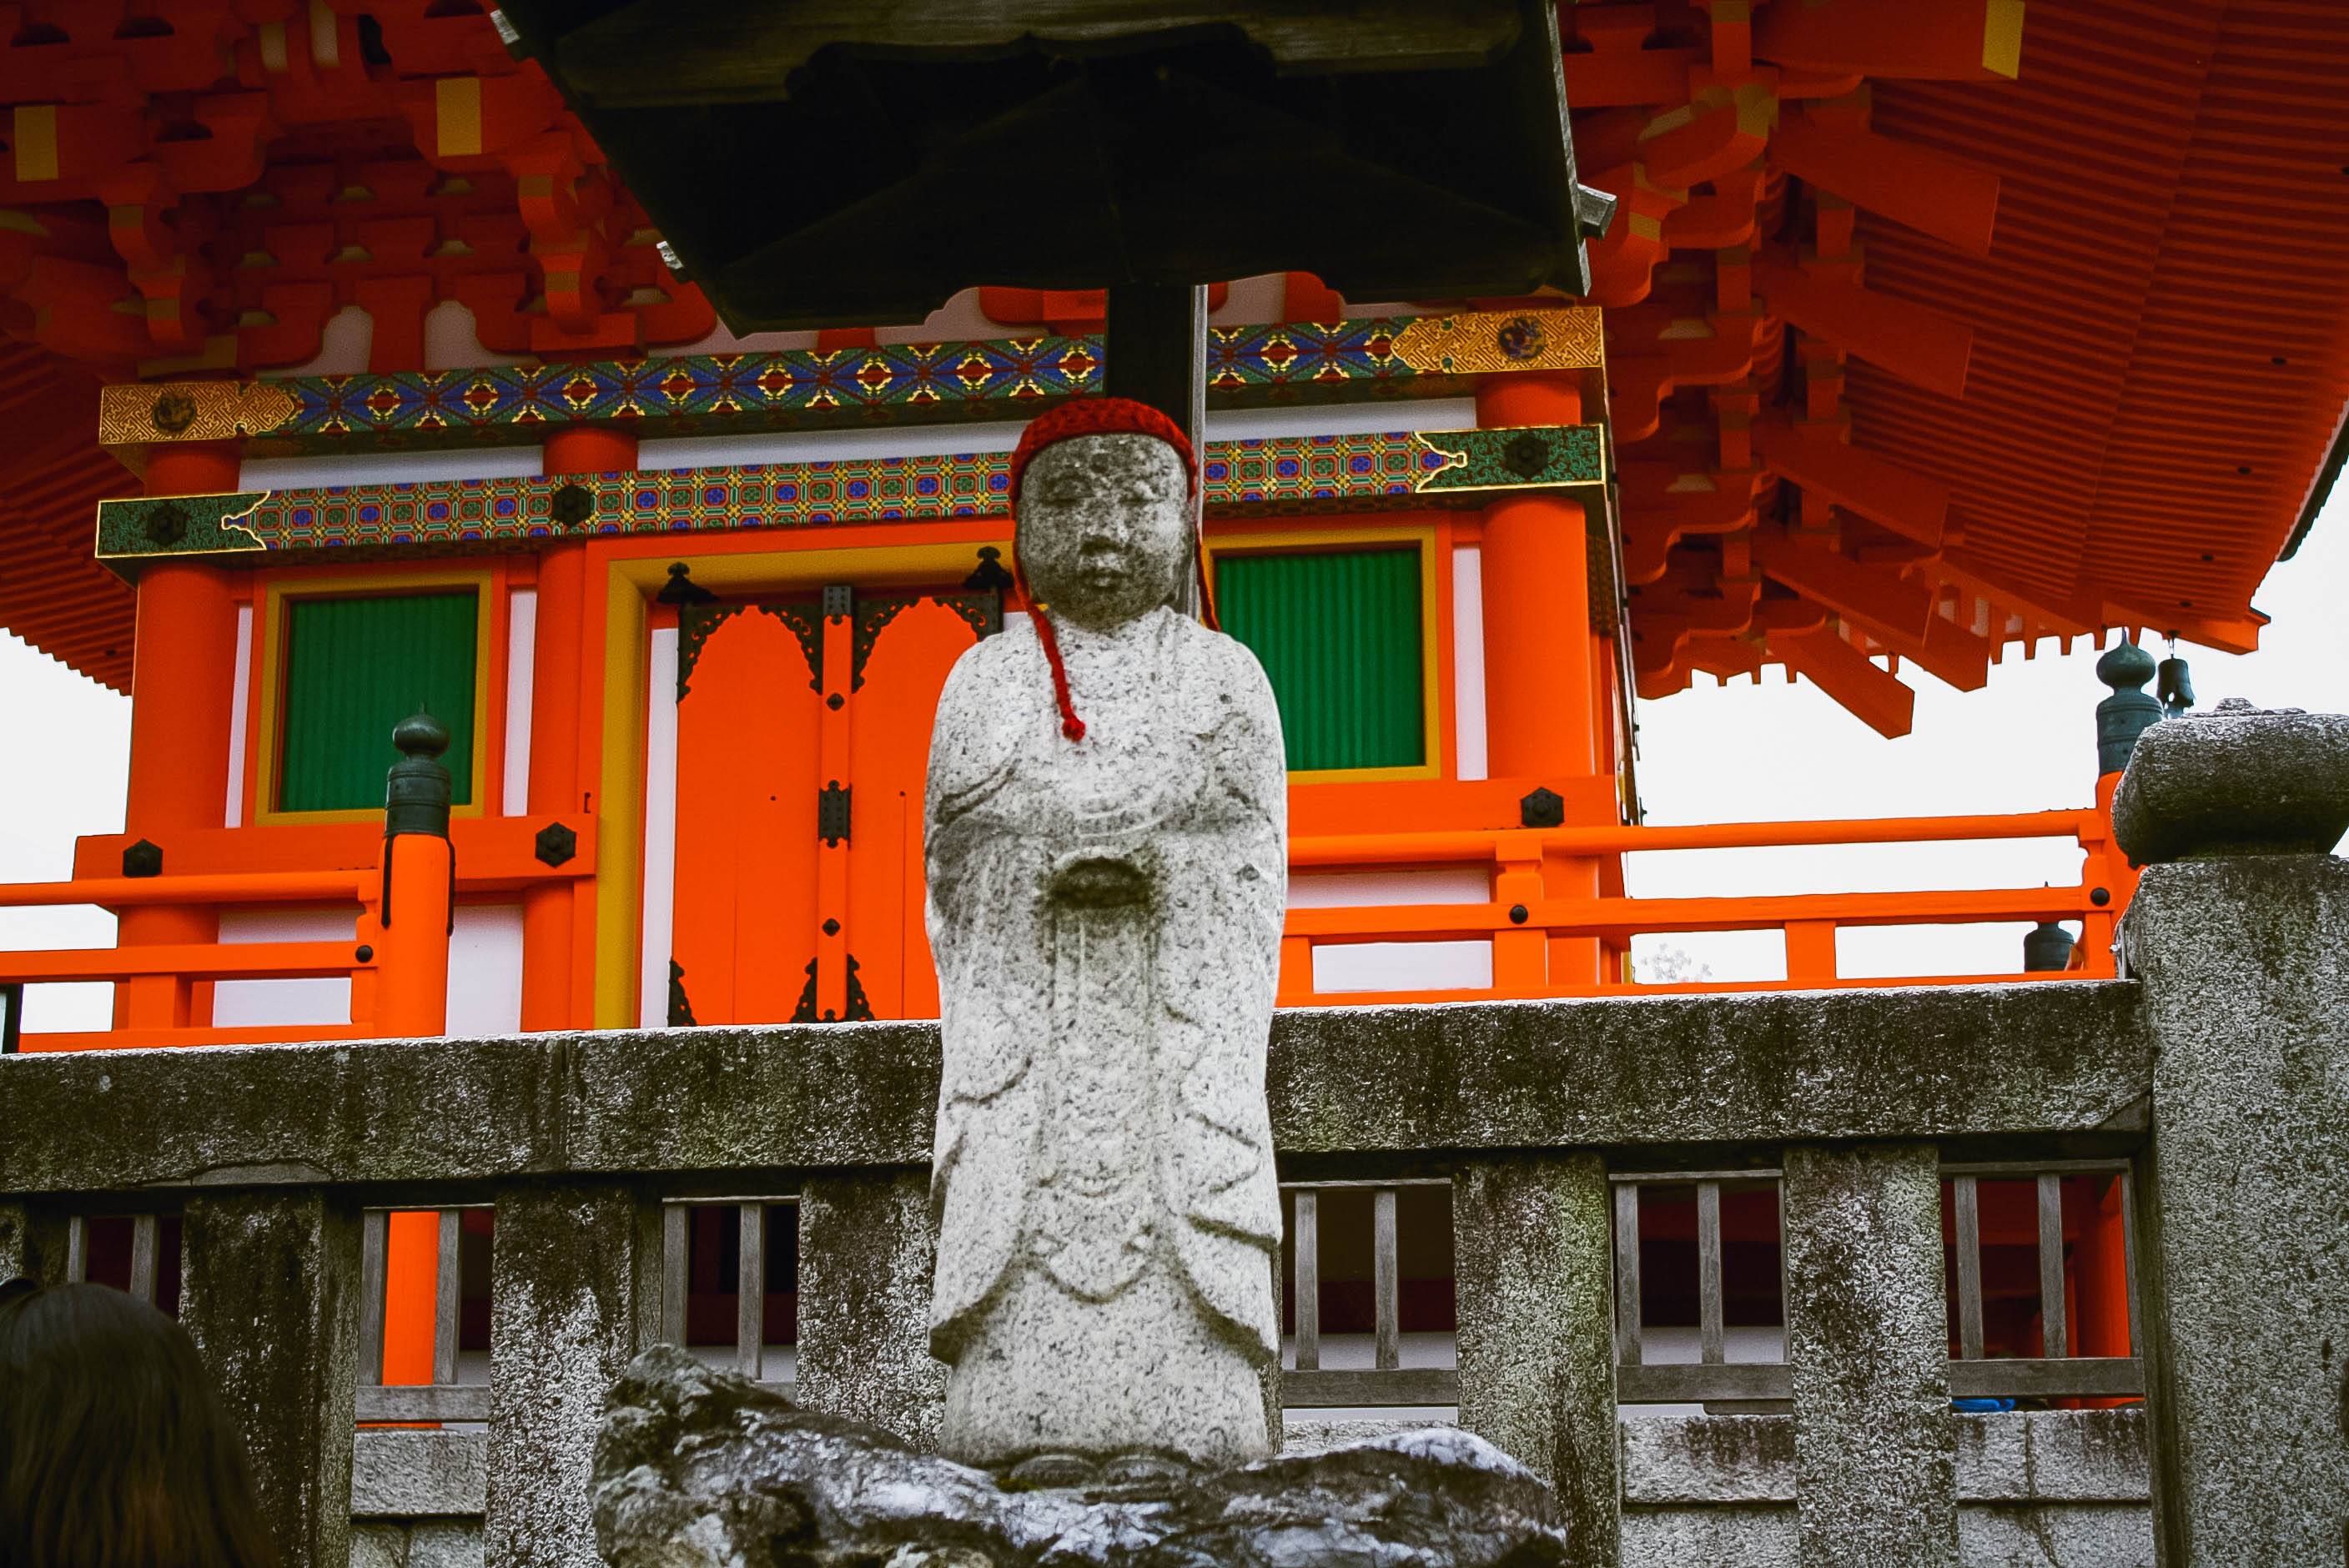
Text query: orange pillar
521 427 632 1030
378 1210 443 1400
119 443 243 1030
369 711 456 1392
373 833 453 1038
1475 375 1602 986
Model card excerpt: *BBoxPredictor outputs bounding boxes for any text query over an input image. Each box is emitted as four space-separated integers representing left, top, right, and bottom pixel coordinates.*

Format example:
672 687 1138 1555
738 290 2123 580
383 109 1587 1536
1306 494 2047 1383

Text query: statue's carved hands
1049 847 1153 907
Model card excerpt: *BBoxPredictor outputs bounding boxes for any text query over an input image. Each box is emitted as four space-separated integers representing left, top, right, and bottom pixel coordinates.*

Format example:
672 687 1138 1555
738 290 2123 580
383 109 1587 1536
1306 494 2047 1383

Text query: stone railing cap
2112 699 2349 866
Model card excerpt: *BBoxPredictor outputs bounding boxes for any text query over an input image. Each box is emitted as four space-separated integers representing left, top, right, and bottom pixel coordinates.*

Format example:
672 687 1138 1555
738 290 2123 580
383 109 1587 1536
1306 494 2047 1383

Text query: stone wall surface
1452 1153 1619 1565
350 1520 484 1568
180 1188 360 1568
354 1430 486 1516
485 1183 650 1568
2127 854 2349 1565
1782 1143 1954 1567
0 984 2149 1193
1621 1412 2148 1503
792 1168 948 1450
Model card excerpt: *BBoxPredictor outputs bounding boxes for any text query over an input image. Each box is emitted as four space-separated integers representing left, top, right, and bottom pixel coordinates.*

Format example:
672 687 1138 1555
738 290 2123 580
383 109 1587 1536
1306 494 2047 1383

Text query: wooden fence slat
1282 1367 1456 1408
433 1210 461 1385
1946 1356 2142 1400
1696 1181 1724 1365
1617 1362 1792 1402
1612 1182 1642 1368
737 1203 764 1380
1293 1189 1320 1372
2038 1173 2068 1359
1373 1188 1400 1372
661 1204 688 1345
1955 1175 1984 1361
356 1211 387 1386
128 1214 158 1304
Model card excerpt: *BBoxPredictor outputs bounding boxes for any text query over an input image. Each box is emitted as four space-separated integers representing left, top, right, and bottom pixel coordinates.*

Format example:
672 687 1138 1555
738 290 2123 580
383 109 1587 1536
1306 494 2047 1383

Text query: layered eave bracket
1567 0 2349 736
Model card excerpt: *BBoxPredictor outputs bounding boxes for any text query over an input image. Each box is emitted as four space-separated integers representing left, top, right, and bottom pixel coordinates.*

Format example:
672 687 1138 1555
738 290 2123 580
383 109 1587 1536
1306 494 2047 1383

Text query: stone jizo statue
923 398 1287 1485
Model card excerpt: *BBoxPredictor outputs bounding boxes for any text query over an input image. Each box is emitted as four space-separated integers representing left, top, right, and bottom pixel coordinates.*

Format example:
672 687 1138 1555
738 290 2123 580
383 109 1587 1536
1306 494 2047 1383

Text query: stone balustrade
3 835 2345 1566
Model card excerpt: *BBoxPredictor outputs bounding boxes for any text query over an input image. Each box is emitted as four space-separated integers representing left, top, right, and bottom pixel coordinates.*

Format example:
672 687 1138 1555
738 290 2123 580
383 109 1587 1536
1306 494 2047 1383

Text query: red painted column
522 427 634 1028
1474 376 1603 986
120 442 242 1030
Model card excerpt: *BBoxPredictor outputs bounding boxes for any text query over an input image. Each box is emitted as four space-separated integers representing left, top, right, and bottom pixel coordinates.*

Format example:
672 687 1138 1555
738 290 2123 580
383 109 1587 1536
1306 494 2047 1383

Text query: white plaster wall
214 902 522 1035
1290 867 1493 993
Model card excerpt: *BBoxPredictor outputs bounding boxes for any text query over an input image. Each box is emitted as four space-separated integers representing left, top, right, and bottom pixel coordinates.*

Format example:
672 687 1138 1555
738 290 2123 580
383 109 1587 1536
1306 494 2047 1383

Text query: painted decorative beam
98 309 1606 453
94 425 1606 568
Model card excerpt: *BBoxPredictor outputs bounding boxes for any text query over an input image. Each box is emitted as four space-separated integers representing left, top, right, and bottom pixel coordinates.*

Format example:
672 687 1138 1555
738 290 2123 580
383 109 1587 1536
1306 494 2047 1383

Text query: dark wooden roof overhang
493 0 1607 329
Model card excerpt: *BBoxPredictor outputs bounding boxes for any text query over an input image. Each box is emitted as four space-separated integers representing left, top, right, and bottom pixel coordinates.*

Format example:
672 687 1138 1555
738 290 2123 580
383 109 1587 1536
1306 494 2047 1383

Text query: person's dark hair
0 1282 279 1568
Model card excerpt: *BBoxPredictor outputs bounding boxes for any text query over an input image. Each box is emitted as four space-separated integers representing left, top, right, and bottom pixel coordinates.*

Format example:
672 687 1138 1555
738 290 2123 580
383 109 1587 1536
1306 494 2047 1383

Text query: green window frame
1215 545 1424 773
278 590 479 812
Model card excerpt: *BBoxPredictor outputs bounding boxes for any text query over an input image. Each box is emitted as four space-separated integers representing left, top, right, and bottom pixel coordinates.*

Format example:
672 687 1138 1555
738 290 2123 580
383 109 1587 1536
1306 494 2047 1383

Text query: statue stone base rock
593 1346 1572 1568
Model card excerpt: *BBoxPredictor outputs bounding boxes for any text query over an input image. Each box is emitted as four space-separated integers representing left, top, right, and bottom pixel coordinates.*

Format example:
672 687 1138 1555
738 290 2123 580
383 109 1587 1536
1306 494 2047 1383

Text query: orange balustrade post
1491 837 1547 989
370 712 456 1386
1784 920 1838 983
521 426 632 1029
118 442 243 1030
1476 374 1603 987
371 712 455 1038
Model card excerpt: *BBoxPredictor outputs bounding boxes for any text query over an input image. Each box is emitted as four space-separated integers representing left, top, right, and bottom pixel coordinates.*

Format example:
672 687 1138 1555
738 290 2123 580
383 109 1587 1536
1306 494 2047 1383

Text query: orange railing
3 806 2135 1039
1278 806 2135 1005
0 869 387 1052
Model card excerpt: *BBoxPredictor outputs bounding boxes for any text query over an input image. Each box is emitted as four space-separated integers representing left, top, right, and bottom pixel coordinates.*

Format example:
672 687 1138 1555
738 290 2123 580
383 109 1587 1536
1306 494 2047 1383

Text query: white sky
3 491 2343 1028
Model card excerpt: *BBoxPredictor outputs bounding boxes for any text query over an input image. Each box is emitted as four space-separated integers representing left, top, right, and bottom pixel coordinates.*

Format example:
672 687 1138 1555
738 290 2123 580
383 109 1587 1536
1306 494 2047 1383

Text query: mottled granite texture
796 1169 950 1450
924 433 1289 1470
591 1346 1570 1568
179 1189 360 1568
1782 1143 1954 1567
0 984 2150 1193
1452 1152 1620 1564
2110 698 2349 865
2128 853 2349 1565
487 1183 652 1568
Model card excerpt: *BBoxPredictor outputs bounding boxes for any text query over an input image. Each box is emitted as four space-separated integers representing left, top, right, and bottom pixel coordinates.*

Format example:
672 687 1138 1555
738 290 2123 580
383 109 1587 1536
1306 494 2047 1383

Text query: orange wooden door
670 585 994 1023
672 602 825 1024
843 593 996 1018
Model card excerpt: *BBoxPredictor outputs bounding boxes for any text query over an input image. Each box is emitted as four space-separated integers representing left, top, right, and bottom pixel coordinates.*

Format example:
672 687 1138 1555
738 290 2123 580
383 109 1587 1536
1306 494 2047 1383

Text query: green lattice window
279 591 478 812
1215 546 1424 772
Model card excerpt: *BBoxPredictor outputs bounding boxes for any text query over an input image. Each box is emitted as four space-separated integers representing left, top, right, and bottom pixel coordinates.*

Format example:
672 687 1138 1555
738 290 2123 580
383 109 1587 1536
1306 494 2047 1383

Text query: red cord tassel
1029 605 1087 742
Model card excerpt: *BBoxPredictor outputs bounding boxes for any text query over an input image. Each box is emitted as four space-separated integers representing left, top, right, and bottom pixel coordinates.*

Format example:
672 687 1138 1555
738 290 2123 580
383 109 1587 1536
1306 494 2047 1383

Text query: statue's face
1016 434 1190 631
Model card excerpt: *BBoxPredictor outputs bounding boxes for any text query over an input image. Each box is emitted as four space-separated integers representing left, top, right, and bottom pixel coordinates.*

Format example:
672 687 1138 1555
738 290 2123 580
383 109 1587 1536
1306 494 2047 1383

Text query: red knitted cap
1009 397 1199 508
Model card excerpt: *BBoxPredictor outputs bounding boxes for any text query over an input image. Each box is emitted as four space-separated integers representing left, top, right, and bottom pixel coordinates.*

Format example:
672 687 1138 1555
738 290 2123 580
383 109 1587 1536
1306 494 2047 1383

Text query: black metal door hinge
818 781 852 846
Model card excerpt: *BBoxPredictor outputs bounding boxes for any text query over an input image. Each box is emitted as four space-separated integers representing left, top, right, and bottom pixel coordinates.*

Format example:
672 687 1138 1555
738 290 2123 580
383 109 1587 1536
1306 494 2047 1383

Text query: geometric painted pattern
101 309 1607 450
94 426 1607 564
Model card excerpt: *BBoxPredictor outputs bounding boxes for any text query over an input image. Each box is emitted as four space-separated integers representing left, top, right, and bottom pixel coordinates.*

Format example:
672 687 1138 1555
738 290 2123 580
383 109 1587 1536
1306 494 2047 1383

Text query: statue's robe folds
924 606 1287 1466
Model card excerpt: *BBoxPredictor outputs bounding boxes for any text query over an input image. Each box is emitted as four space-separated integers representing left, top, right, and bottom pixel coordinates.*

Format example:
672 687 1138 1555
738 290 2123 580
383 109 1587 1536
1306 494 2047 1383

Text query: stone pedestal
487 1181 654 1568
1781 1143 1954 1568
1452 1152 1618 1567
593 1345 1574 1567
2130 855 2349 1565
795 1168 949 1450
179 1188 362 1568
